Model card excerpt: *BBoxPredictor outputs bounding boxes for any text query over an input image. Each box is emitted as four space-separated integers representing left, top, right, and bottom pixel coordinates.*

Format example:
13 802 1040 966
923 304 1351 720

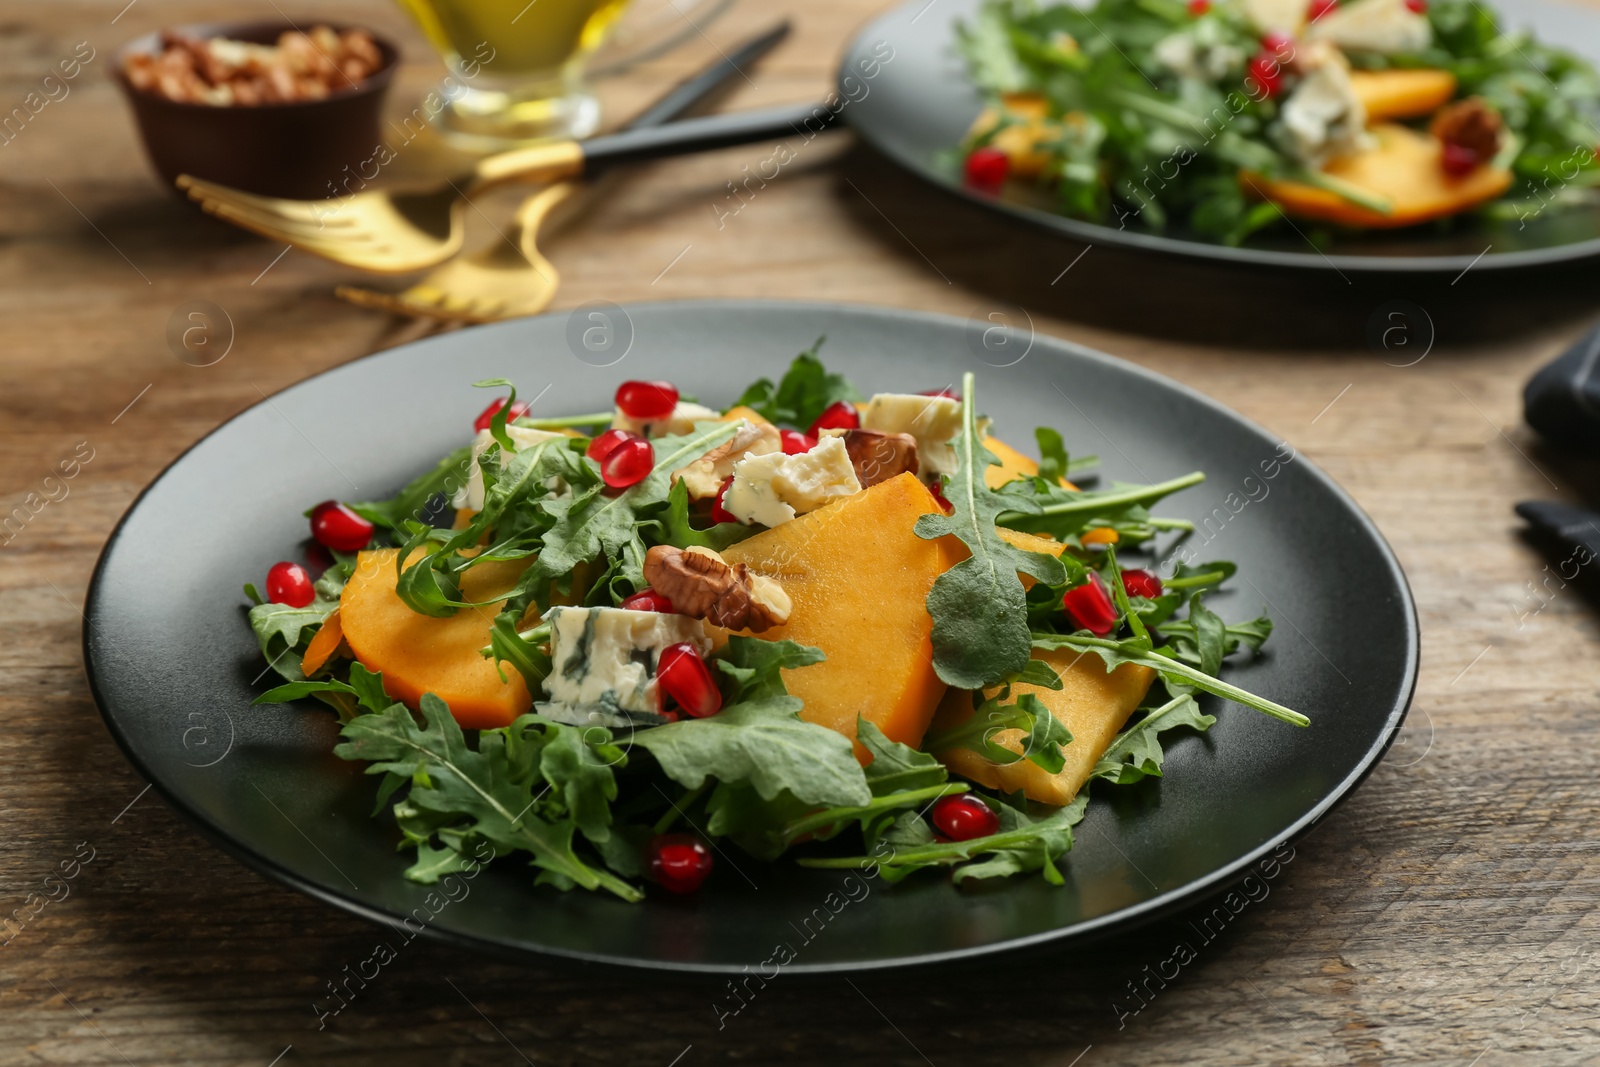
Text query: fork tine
205 200 375 243
205 203 384 263
179 175 348 227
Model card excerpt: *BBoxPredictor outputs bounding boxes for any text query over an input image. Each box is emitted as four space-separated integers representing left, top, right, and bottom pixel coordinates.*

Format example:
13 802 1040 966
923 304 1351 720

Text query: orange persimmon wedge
931 646 1155 805
339 548 534 729
300 609 345 676
1242 123 1513 228
713 472 954 758
969 92 1061 179
984 436 1077 490
1349 68 1457 121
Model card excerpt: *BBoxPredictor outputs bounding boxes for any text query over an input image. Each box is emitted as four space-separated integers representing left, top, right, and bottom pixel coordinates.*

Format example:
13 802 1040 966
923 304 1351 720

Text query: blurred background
4 0 1600 1064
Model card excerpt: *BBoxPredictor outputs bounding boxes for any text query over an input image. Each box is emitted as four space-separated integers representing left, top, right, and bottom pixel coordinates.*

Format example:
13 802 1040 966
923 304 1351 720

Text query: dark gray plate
841 0 1600 272
84 301 1417 974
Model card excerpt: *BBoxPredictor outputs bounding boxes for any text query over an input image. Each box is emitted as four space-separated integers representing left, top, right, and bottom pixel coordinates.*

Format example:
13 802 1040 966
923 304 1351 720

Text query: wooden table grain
5 0 1600 1063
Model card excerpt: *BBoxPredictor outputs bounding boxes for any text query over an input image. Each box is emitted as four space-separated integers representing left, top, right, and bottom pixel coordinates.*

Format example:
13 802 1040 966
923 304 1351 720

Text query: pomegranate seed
929 479 954 513
1121 568 1164 599
599 437 654 489
931 795 999 841
1062 572 1119 635
646 833 713 893
964 146 1010 193
779 429 817 455
1404 0 1426 11
1441 141 1479 176
586 427 638 463
1246 53 1283 97
621 589 677 613
1306 0 1337 19
1260 31 1294 55
309 501 374 552
473 397 531 433
265 561 315 607
657 642 722 718
711 476 738 524
615 380 679 421
807 400 860 438
1187 0 1210 12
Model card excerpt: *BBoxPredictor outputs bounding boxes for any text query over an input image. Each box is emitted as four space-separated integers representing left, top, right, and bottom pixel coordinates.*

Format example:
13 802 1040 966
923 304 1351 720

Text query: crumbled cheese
1152 26 1245 82
1279 60 1372 167
1307 0 1431 54
1242 0 1308 35
452 425 570 511
860 393 965 477
673 418 782 499
611 400 721 438
538 606 711 726
723 434 862 528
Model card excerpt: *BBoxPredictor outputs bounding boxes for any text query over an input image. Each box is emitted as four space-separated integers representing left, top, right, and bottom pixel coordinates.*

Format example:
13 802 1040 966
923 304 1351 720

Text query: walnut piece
672 418 781 499
642 545 791 633
832 429 919 488
1429 97 1502 161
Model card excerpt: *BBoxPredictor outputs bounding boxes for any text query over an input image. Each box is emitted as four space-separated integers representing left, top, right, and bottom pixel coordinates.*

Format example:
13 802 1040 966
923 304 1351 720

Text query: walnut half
642 545 792 633
1430 97 1502 162
830 429 919 488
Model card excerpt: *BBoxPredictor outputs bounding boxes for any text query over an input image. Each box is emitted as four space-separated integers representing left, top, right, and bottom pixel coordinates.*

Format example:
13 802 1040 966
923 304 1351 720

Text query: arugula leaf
335 697 641 900
347 446 474 530
950 796 1087 885
744 721 962 857
1090 693 1215 785
858 719 947 796
923 691 1074 774
1165 560 1237 590
394 436 584 617
1032 632 1309 727
522 420 741 593
484 614 551 692
254 662 392 716
798 793 1087 886
995 472 1206 539
712 636 826 704
732 340 860 428
656 479 756 552
1160 611 1274 662
915 372 1067 688
538 719 625 845
1035 427 1069 486
245 563 347 684
633 696 872 809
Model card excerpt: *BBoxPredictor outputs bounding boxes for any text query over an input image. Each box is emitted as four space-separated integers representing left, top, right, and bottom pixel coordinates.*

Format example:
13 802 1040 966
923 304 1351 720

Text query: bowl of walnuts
115 22 399 200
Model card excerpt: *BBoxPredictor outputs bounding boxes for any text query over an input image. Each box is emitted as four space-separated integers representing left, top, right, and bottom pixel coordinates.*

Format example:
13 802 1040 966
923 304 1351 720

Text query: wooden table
6 0 1600 1063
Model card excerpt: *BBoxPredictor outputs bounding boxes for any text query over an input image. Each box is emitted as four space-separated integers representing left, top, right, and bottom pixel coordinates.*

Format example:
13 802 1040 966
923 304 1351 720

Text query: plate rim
82 298 1420 974
840 0 1600 274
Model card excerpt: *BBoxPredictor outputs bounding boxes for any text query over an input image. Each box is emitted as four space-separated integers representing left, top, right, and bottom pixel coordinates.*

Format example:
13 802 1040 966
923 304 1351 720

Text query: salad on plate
955 0 1600 241
245 345 1308 901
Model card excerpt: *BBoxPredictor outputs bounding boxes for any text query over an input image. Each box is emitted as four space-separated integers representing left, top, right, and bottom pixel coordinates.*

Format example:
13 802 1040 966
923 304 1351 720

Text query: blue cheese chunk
1280 59 1372 167
1307 0 1431 54
452 425 571 511
724 433 861 528
860 393 965 477
537 606 711 727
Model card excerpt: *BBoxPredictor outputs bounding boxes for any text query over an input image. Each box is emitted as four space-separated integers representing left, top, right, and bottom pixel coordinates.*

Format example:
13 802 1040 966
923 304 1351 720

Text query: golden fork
179 101 834 274
333 183 574 323
331 22 790 322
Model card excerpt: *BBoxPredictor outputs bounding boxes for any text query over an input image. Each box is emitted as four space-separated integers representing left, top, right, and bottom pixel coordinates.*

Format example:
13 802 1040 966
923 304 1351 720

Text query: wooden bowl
114 21 399 200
